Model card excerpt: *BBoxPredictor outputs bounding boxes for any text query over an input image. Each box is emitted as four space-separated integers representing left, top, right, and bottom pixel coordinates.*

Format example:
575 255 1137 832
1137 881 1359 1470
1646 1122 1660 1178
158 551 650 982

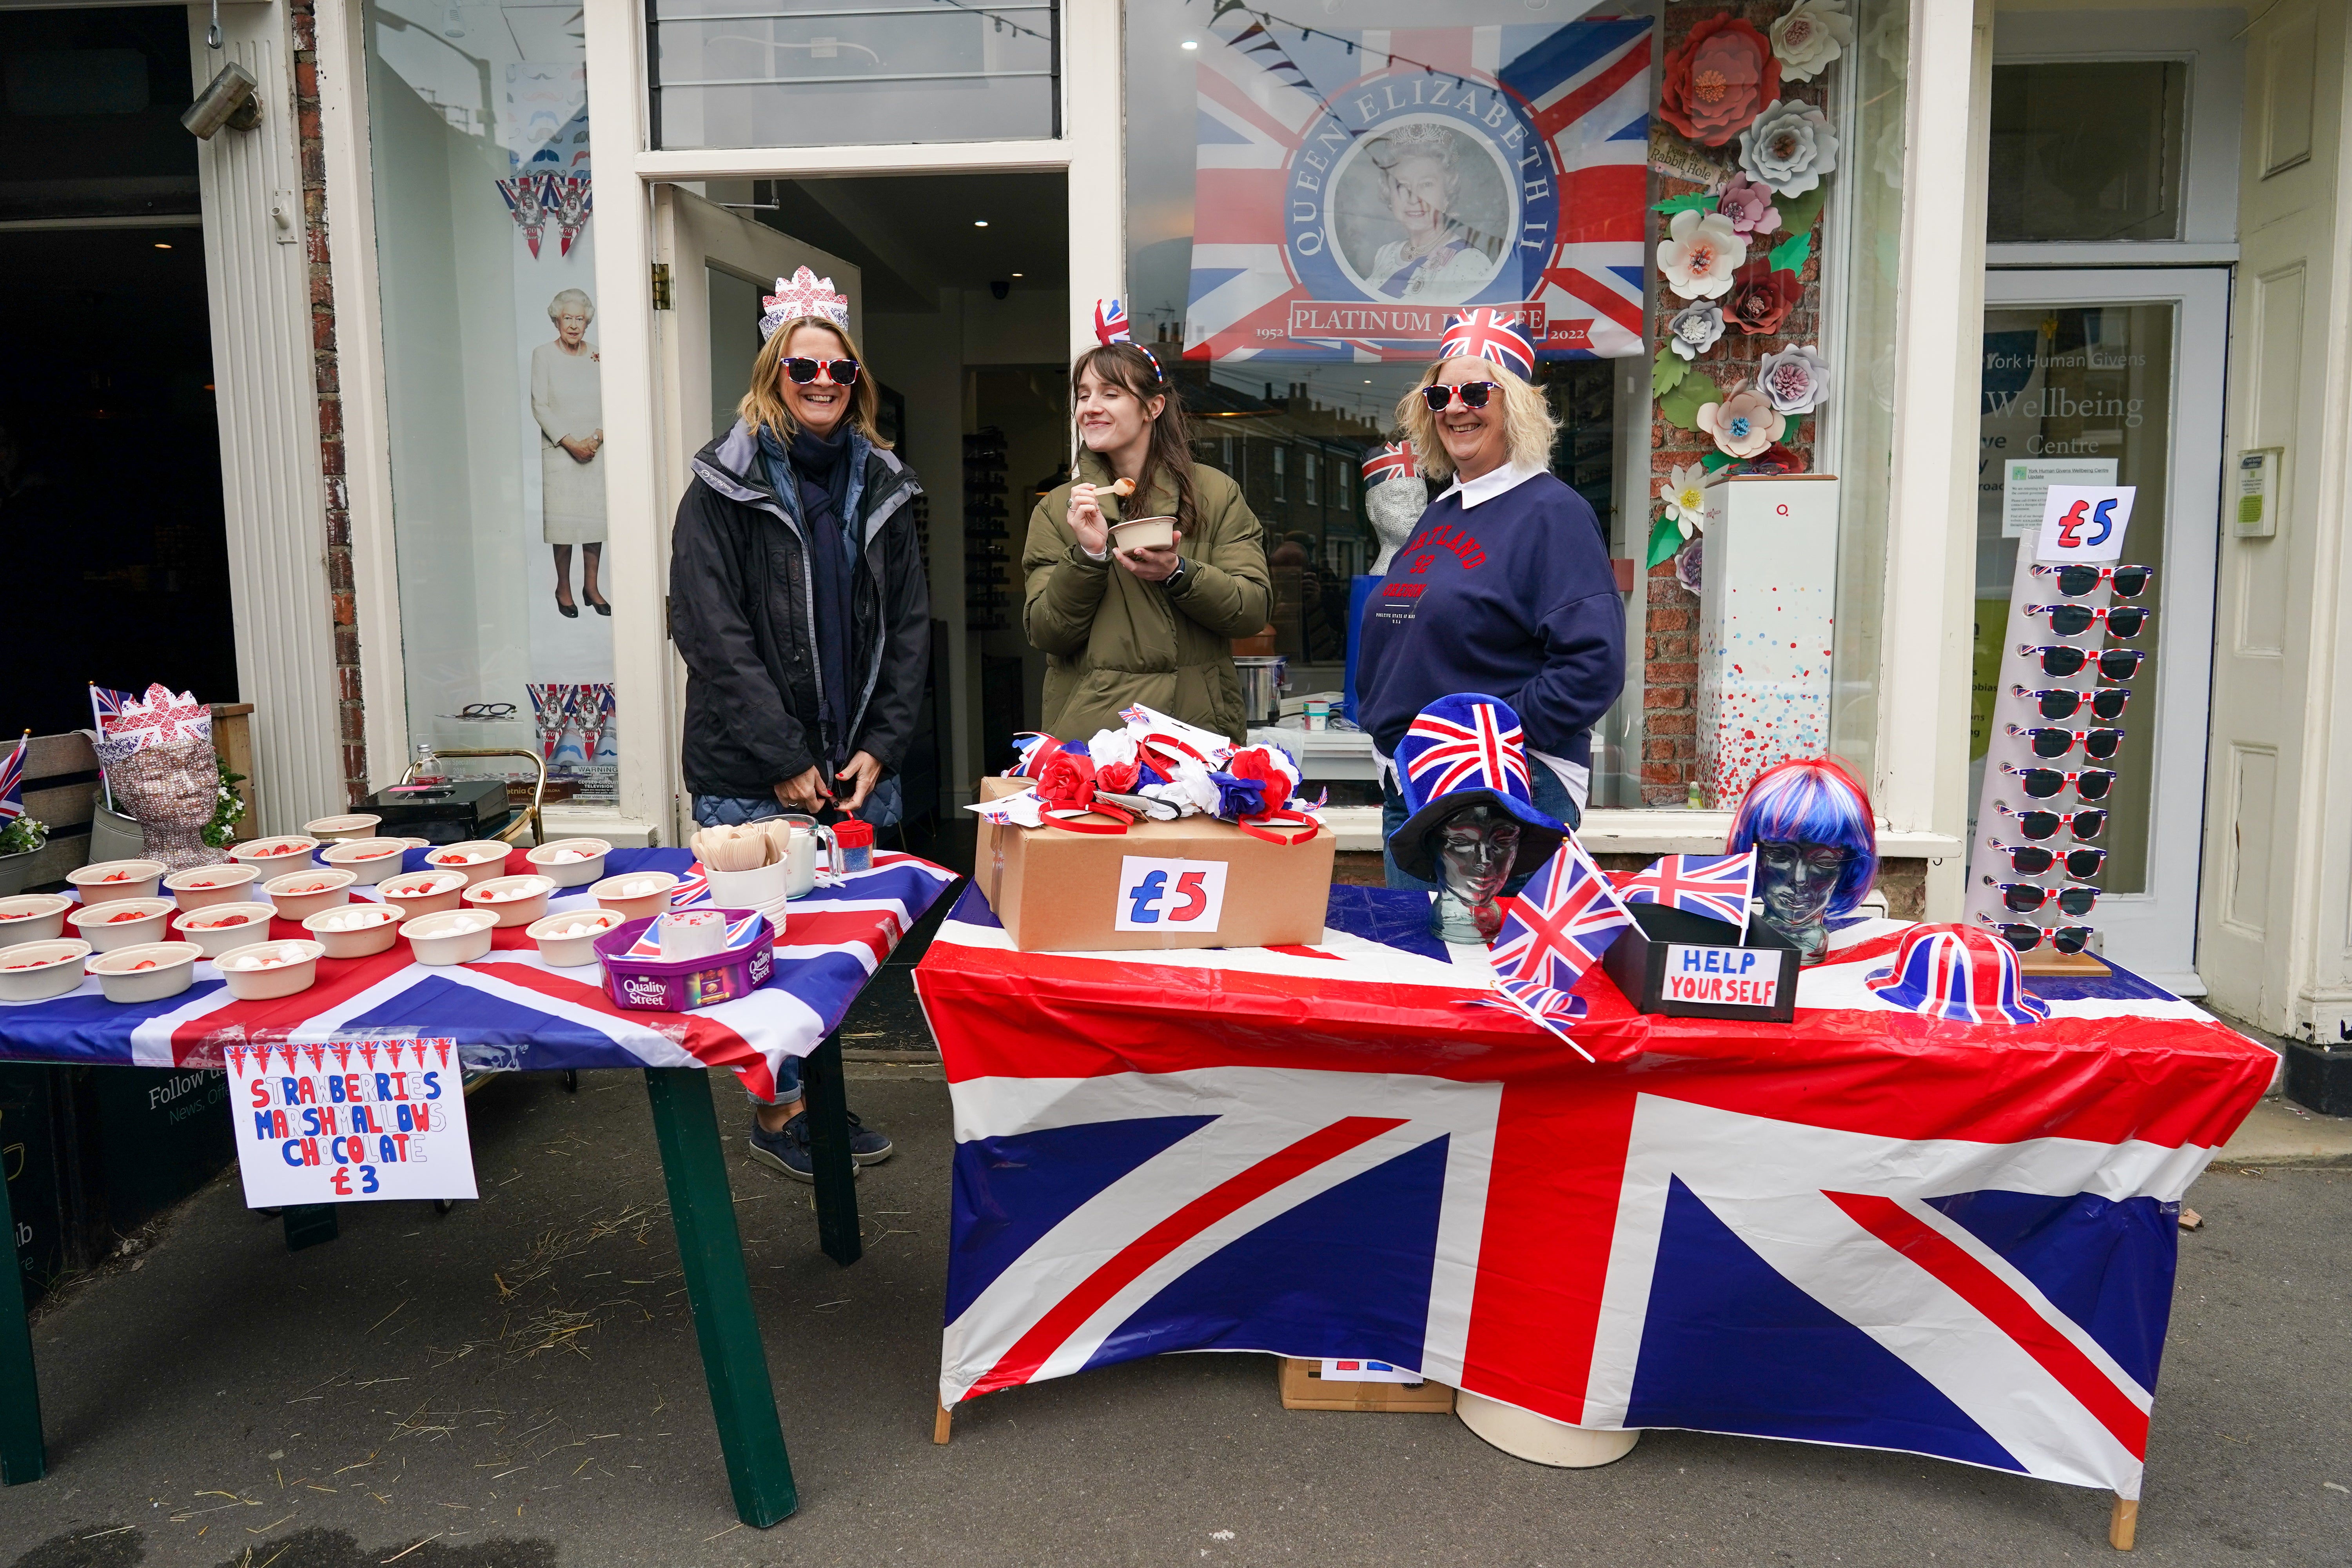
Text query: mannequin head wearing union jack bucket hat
1073 298 1196 530
1728 755 1879 963
1865 922 2049 1026
1388 692 1567 884
740 267 889 448
1395 309 1559 486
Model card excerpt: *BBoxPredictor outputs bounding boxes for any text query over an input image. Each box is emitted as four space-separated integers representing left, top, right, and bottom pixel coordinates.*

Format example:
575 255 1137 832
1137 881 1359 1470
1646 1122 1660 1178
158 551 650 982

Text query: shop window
1271 446 1285 502
1303 449 1319 507
650 0 1058 150
364 0 617 804
1988 61 2186 244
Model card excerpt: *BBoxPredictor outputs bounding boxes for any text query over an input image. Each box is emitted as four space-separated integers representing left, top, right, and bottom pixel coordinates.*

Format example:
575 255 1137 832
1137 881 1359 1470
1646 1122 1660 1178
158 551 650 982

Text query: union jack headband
1362 440 1419 485
761 267 851 339
1439 309 1536 379
1091 297 1162 383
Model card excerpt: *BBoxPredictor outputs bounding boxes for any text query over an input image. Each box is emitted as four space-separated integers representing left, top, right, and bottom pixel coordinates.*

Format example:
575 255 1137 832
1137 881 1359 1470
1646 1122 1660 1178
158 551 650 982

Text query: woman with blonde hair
1354 310 1626 889
533 287 606 615
668 267 927 1179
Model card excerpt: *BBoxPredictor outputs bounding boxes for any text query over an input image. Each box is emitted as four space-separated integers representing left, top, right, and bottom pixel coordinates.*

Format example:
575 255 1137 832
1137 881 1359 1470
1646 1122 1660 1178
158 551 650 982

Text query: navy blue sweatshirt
1355 465 1626 776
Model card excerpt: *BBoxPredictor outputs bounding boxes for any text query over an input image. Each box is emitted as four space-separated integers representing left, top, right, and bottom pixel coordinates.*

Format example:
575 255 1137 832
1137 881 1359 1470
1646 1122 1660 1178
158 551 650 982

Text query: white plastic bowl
525 907 622 967
321 837 410 885
0 939 93 1002
391 836 434 849
67 897 175 952
525 837 612 888
302 902 403 958
463 874 555 928
66 858 166 906
87 941 204 1004
213 938 325 1000
591 871 678 923
261 868 356 921
303 813 383 842
0 894 72 949
400 908 496 966
165 863 261 911
376 870 468 918
171 902 279 959
229 837 322 876
421 840 513 886
1109 515 1178 552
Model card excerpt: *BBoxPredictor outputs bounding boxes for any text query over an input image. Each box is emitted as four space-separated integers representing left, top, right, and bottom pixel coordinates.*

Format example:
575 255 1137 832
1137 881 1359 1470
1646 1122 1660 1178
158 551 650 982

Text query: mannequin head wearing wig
1726 757 1878 963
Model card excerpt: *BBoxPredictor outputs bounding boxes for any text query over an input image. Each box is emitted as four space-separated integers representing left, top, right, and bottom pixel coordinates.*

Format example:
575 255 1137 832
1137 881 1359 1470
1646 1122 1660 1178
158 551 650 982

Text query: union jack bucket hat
1864 923 2050 1026
1388 693 1565 882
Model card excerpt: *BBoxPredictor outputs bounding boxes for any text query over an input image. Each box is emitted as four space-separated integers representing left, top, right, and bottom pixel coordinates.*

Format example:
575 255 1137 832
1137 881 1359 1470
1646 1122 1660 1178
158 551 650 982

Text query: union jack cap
1439 308 1536 379
1865 923 2050 1027
1361 440 1419 486
760 266 851 339
1388 693 1564 882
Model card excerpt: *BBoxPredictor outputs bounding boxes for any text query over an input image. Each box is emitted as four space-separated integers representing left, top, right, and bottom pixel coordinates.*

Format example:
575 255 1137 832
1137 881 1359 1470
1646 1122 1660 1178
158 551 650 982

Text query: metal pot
1234 656 1289 725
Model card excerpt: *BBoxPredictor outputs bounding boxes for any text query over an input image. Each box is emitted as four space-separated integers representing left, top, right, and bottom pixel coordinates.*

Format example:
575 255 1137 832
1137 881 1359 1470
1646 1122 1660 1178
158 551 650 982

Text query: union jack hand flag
1489 840 1633 993
0 731 25 823
1618 851 1756 929
1402 704 1529 800
1439 309 1537 379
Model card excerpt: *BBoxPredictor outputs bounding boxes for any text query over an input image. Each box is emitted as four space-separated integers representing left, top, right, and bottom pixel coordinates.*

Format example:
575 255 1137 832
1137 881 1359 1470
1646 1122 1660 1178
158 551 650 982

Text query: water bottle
414 740 441 784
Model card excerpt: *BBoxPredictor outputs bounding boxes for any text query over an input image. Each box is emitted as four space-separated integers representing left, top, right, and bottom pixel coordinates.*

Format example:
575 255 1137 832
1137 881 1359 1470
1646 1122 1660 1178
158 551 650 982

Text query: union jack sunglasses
1984 876 2103 916
2007 724 2126 760
1987 840 2108 879
2024 603 2153 638
1420 380 1499 411
2021 645 2148 681
1981 916 2096 955
2002 763 2117 800
1996 804 2109 841
783 355 859 385
2016 685 2132 722
2030 563 2154 599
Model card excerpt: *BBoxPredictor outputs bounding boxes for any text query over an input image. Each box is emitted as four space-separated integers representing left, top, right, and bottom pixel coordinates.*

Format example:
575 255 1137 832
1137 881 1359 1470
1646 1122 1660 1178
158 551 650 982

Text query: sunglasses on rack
1982 918 2096 956
2008 724 2127 760
2030 564 2154 599
1984 877 2103 917
2016 685 2132 722
1996 804 2109 841
1420 380 1499 411
2002 763 2117 800
2021 645 2148 681
1988 840 2109 879
784 356 860 386
2024 604 2154 638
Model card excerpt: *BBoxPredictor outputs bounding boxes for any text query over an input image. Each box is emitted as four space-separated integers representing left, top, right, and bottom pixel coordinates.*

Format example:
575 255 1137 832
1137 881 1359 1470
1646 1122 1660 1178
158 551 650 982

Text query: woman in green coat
1022 325 1272 744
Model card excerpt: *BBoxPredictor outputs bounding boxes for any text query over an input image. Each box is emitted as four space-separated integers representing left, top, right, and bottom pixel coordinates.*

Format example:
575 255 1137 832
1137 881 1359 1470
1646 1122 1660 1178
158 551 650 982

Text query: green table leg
799 1032 861 1266
644 1068 798 1527
0 1143 45 1484
282 1204 339 1251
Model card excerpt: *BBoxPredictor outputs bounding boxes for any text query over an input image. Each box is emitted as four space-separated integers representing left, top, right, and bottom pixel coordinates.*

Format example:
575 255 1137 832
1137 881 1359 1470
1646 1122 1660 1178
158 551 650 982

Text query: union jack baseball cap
1864 923 2050 1026
1388 693 1565 882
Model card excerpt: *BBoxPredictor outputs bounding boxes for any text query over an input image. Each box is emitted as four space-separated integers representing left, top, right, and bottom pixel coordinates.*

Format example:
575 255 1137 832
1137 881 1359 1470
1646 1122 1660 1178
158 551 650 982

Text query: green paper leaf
1646 513 1685 570
1652 345 1689 397
1773 179 1830 237
1657 370 1722 432
1650 192 1719 216
1768 229 1813 275
1700 450 1735 472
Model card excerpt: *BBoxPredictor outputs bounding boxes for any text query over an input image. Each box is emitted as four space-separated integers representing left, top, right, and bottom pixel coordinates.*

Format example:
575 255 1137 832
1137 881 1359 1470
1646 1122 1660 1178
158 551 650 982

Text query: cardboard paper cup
302 902 403 958
171 902 278 958
230 837 321 876
377 871 468 918
87 941 203 1004
321 838 410 885
526 907 622 968
591 871 678 923
214 938 325 1000
704 858 791 909
463 874 555 928
0 894 72 950
262 868 357 921
1110 515 1178 552
423 840 514 886
526 838 612 888
400 909 496 966
67 858 166 906
67 898 175 952
0 939 93 1002
303 813 383 842
165 863 260 911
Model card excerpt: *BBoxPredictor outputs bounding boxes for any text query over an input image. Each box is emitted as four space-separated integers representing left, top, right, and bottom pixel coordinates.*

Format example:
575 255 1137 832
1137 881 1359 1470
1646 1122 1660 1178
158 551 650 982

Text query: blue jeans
1381 765 1583 895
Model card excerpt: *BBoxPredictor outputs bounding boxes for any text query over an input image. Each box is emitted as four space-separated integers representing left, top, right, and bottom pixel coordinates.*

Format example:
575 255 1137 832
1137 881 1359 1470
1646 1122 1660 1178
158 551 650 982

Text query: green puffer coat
1022 451 1273 744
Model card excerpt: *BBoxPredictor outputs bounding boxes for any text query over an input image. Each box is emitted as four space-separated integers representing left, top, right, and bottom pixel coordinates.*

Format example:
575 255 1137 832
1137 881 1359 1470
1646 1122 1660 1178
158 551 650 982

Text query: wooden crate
1276 1357 1455 1414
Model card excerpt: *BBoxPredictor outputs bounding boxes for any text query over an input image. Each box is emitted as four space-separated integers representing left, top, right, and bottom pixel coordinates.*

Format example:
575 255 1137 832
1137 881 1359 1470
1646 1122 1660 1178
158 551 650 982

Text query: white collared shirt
1436 460 1548 510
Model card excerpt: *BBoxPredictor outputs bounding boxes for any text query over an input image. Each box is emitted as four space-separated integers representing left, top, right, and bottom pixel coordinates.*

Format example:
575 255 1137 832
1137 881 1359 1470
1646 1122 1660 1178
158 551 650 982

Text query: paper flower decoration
1726 257 1804 336
1716 172 1781 237
1757 343 1833 415
1674 534 1704 595
1697 388 1787 460
1665 301 1726 362
1659 15 1779 147
1657 210 1749 301
1771 0 1854 83
1225 747 1295 816
1034 748 1098 812
1738 99 1841 198
1658 463 1708 539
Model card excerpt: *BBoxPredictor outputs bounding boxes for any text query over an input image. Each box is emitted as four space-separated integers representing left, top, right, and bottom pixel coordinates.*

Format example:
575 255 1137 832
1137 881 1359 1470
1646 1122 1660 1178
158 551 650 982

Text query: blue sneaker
748 1112 817 1181
844 1109 893 1167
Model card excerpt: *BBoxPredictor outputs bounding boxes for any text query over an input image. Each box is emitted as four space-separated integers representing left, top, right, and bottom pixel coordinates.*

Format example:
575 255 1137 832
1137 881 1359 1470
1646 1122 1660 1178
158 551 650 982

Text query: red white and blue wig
1725 756 1878 918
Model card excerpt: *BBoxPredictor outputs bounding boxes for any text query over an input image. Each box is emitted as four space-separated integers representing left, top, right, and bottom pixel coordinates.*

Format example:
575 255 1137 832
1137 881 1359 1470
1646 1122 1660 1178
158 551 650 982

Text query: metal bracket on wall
651 263 673 311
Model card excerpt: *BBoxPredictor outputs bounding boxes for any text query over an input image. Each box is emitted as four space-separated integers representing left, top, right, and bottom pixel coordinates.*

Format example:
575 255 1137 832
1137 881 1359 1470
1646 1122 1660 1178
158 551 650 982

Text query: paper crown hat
760 267 850 339
1362 439 1419 486
1864 923 2050 1026
1440 308 1536 378
1387 692 1565 882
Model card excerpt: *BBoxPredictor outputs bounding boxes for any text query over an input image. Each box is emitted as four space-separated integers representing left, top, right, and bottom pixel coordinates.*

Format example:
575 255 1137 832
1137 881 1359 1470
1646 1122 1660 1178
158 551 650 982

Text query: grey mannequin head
1430 802 1519 941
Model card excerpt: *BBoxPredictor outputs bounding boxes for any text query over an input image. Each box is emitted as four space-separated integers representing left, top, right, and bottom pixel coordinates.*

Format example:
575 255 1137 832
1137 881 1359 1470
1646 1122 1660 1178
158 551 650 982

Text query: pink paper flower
1659 15 1780 147
1657 209 1749 301
1756 343 1832 415
1697 387 1788 460
1716 173 1781 237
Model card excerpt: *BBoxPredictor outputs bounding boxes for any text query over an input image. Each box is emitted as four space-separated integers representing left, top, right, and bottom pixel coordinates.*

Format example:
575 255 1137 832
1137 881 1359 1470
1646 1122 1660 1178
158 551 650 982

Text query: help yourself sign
225 1038 477 1207
1661 944 1785 1009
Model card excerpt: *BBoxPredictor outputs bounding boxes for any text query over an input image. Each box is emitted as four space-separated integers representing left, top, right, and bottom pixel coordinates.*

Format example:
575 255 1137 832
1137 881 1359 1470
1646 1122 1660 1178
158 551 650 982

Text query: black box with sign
1600 902 1801 1024
361 777 513 844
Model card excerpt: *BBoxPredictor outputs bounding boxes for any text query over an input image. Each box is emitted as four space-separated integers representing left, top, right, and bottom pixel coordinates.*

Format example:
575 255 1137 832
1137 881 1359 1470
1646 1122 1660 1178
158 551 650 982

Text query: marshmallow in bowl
542 848 592 864
225 946 301 971
312 908 392 932
617 878 664 897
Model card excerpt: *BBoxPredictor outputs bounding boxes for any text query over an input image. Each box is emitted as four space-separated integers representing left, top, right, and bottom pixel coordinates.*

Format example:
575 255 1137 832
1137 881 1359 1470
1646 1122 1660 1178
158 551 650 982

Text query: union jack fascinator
760 267 851 339
1439 309 1536 379
1091 297 1162 383
1726 756 1878 918
1387 693 1564 882
1361 440 1419 487
1865 923 2049 1026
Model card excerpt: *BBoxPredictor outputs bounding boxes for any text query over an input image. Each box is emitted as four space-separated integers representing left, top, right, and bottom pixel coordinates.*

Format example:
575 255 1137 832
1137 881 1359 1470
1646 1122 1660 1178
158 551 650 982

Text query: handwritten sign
225 1038 476 1207
1661 944 1785 1009
2034 485 2136 565
1114 857 1229 934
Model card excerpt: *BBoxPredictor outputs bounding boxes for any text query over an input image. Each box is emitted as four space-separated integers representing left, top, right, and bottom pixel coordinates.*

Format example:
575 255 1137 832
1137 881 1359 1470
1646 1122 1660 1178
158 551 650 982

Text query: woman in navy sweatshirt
1355 312 1627 890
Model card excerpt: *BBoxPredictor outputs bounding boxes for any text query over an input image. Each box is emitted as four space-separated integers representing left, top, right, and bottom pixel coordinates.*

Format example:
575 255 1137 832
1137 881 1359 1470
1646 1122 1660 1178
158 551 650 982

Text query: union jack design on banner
0 732 25 823
1618 851 1757 929
1402 704 1528 799
1439 308 1537 377
1183 16 1651 362
1488 840 1633 993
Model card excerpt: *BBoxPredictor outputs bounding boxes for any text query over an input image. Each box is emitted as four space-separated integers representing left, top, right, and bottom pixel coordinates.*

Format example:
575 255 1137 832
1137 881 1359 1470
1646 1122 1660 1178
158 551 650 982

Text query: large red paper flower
1225 747 1292 815
1659 15 1780 148
1035 749 1097 811
1725 257 1803 336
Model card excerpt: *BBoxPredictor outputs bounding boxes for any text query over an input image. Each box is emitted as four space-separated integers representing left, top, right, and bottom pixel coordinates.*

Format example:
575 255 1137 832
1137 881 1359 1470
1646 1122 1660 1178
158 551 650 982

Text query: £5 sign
1114 857 1229 934
2036 484 2136 565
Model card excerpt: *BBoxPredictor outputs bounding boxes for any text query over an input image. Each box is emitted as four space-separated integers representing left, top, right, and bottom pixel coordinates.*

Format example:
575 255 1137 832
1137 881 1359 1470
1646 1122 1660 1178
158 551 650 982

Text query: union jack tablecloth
0 848 956 1102
914 885 2273 1499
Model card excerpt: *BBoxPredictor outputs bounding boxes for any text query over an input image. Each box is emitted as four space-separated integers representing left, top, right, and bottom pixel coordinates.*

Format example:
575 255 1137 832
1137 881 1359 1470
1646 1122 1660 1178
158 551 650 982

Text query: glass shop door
1975 270 2227 993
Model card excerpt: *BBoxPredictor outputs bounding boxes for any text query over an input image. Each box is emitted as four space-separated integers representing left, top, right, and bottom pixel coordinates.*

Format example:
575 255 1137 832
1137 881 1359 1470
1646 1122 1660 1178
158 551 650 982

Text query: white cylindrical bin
1454 1390 1640 1468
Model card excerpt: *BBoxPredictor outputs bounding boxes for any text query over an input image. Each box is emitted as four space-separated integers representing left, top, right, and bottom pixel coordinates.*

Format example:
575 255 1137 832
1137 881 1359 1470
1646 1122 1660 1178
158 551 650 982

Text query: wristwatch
1165 556 1188 589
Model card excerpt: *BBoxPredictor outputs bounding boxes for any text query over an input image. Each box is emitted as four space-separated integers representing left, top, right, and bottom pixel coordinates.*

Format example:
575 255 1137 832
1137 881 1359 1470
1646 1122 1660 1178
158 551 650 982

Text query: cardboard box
975 776 1335 953
1276 1357 1455 1413
1599 902 1800 1024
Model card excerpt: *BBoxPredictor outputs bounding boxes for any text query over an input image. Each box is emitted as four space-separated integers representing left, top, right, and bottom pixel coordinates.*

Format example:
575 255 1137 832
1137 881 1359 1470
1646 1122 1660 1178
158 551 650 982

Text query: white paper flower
1771 0 1854 83
1666 301 1726 361
1657 463 1708 538
1142 758 1221 817
1656 209 1749 302
1737 100 1841 198
1084 728 1140 772
1697 387 1787 460
1756 343 1832 415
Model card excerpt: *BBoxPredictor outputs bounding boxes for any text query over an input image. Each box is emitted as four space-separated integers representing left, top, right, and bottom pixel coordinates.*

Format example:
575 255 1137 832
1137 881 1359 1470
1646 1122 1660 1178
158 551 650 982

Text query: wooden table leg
799 1032 862 1266
933 1399 953 1445
0 1147 45 1485
644 1067 799 1527
2109 1495 2138 1550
